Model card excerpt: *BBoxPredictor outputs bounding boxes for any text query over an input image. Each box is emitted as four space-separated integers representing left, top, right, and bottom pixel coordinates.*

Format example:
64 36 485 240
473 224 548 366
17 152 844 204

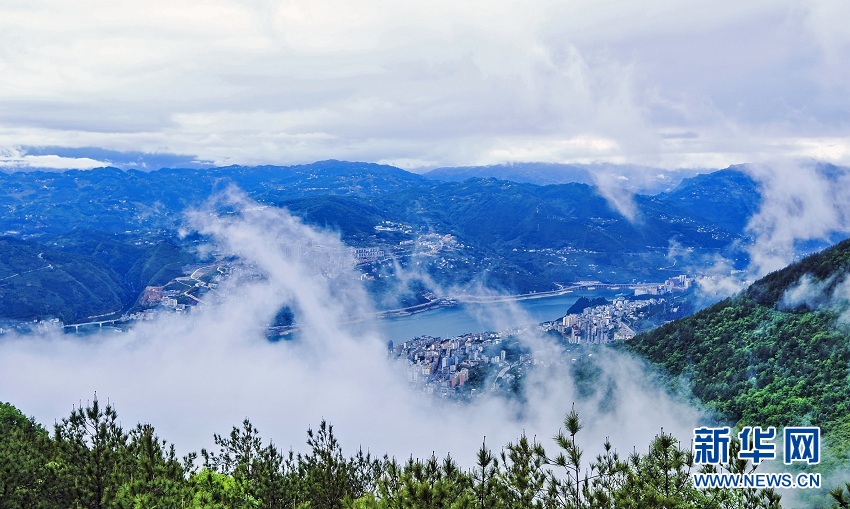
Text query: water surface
376 289 622 342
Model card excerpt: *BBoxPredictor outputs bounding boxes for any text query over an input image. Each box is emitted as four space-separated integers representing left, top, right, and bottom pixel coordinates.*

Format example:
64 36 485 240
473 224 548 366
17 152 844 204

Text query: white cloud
744 161 850 275
0 147 108 170
0 0 848 168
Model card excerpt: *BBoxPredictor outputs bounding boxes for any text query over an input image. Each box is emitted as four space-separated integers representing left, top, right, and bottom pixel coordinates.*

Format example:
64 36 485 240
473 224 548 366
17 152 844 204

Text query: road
492 363 515 391
0 264 53 282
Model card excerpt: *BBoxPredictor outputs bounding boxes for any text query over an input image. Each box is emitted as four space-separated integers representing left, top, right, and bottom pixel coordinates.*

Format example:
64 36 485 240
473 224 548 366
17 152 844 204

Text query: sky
0 0 849 171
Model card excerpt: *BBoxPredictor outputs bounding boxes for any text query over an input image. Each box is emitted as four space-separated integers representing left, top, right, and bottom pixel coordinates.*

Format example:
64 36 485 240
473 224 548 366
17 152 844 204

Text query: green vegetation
0 237 130 323
0 235 193 323
1 399 795 508
625 238 850 461
370 178 737 287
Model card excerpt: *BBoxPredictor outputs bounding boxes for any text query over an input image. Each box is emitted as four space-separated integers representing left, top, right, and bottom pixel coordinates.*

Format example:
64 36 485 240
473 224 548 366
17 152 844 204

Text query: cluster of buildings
373 220 413 234
352 246 385 263
139 285 189 310
373 221 462 256
391 289 688 399
545 296 665 343
634 275 693 296
391 329 531 398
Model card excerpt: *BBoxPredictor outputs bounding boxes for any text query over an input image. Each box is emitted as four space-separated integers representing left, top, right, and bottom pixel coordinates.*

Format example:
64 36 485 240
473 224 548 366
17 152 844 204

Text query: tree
298 420 378 508
830 483 850 508
0 402 63 508
376 453 470 509
202 418 297 508
113 423 191 508
499 432 548 508
470 439 503 509
616 431 702 508
53 396 130 509
188 469 243 509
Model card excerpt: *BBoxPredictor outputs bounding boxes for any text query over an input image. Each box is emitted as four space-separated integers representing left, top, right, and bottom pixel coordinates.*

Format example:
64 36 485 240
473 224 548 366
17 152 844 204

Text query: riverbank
378 287 626 341
271 284 636 339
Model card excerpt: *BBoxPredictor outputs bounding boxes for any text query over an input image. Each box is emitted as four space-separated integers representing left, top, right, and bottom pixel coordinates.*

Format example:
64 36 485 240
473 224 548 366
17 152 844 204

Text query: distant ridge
426 162 596 185
425 162 704 194
658 167 760 233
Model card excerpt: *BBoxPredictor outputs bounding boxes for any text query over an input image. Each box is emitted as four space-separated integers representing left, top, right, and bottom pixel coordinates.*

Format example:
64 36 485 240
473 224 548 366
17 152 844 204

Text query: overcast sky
1 0 848 170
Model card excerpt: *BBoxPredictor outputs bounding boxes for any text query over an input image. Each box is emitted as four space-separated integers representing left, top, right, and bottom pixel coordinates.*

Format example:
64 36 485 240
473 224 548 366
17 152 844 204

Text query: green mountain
625 237 850 457
0 237 131 323
0 162 427 321
0 234 193 323
658 167 760 234
382 178 734 252
0 161 428 237
370 178 738 287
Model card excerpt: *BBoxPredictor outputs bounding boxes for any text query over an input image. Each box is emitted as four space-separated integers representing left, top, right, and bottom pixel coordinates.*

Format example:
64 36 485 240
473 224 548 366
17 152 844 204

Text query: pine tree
201 418 297 508
548 405 592 508
470 439 503 509
830 483 850 508
298 421 380 508
616 431 701 508
0 402 63 508
499 432 548 508
113 423 191 508
53 396 130 509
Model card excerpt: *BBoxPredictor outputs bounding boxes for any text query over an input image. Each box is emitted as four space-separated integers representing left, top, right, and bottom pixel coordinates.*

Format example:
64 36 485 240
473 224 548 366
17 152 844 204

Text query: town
390 328 533 399
544 294 672 343
390 276 692 399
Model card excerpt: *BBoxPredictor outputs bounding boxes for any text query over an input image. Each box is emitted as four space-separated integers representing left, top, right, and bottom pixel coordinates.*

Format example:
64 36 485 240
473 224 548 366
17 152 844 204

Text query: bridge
63 319 123 332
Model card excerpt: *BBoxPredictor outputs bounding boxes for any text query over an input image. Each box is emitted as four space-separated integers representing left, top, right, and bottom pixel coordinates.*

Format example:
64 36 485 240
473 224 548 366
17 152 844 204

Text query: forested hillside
626 238 850 458
0 399 787 508
0 235 193 323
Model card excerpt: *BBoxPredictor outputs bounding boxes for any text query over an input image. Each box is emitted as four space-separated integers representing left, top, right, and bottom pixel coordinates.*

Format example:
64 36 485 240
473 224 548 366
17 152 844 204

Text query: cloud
744 161 850 276
0 147 108 170
0 1 849 169
589 170 639 222
685 160 850 302
688 253 751 304
780 273 850 323
780 274 833 310
0 193 703 464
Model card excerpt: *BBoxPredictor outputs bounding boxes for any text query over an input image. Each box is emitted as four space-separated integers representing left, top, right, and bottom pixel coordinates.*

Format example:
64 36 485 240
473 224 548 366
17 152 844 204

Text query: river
374 288 623 342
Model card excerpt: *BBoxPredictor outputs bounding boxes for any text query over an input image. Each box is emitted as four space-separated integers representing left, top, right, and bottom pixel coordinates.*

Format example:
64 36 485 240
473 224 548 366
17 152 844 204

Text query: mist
745 161 850 276
781 272 850 323
670 161 850 303
0 190 704 465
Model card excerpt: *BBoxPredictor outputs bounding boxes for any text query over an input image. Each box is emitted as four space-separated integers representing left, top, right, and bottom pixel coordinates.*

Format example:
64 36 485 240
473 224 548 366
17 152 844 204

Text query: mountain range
425 162 704 194
0 160 837 323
